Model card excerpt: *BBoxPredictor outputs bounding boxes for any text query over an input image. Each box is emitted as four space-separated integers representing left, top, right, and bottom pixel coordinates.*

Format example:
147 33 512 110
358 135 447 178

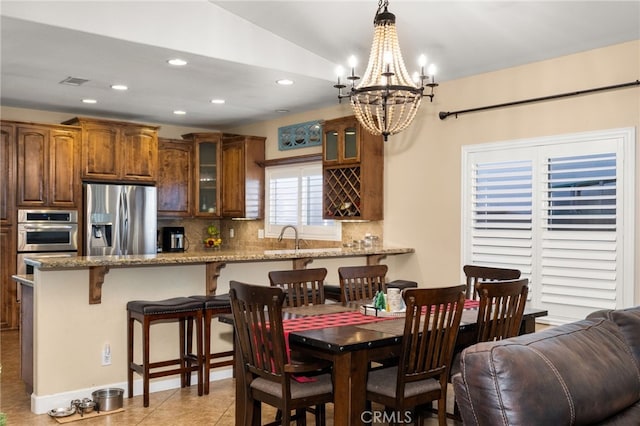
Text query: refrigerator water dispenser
90 224 113 248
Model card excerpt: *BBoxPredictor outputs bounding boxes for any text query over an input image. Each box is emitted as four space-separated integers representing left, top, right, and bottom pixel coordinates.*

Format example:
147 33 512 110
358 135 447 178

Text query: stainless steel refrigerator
84 183 157 256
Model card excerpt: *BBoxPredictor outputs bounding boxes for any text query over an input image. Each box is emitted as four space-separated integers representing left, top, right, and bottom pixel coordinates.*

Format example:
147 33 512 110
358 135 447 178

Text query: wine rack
324 166 361 217
322 116 383 221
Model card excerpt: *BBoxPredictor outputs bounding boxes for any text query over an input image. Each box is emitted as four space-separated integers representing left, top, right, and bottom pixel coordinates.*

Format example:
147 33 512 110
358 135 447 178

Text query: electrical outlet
102 343 112 366
229 228 235 238
258 229 264 239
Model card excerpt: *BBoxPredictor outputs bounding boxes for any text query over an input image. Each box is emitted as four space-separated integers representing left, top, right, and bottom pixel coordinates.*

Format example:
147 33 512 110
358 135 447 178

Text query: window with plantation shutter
265 163 341 241
468 158 534 277
462 128 635 324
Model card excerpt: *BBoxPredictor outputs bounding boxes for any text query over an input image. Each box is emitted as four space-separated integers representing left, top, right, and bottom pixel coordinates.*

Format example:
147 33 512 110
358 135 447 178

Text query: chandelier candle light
334 0 438 141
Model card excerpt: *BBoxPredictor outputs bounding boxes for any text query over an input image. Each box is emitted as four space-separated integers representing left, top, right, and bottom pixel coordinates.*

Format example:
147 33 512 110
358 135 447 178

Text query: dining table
231 300 548 426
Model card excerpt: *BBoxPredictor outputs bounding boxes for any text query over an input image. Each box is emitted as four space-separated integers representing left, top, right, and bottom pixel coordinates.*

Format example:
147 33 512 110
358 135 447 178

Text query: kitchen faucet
277 225 300 250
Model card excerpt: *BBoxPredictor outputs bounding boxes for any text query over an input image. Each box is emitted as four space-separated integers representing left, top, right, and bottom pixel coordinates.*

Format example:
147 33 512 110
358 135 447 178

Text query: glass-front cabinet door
324 128 339 162
184 132 222 218
343 126 358 162
197 142 218 215
322 116 361 165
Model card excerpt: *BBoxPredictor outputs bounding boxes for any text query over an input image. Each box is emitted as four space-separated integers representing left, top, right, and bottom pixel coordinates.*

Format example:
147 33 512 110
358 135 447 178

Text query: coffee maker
162 227 185 252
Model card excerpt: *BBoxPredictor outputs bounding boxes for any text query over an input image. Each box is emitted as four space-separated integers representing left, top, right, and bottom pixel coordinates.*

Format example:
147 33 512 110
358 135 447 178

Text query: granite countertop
24 247 415 270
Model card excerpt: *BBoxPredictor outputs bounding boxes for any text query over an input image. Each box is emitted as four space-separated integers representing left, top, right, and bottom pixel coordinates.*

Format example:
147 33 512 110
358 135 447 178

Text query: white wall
229 40 640 302
4 40 639 299
10 39 639 413
29 253 395 413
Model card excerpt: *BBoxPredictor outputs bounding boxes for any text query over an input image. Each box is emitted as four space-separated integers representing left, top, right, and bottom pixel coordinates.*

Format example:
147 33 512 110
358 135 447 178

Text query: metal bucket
91 388 124 412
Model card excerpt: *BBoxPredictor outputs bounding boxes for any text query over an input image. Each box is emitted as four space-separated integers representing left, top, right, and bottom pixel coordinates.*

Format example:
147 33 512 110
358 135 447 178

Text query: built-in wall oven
17 209 79 276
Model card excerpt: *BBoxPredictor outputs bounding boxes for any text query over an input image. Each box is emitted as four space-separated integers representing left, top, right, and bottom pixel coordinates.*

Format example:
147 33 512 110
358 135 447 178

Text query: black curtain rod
439 80 640 120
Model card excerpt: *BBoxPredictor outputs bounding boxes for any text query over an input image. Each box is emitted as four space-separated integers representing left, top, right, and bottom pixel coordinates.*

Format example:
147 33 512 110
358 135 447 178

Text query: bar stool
187 294 235 395
386 279 418 291
127 297 204 407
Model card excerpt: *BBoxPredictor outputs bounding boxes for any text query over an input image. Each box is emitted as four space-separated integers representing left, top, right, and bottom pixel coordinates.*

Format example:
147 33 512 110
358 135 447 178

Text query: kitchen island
19 246 414 414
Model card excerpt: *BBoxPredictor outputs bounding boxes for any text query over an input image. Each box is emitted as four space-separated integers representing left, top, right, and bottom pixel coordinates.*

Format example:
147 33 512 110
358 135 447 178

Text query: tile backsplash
158 218 382 252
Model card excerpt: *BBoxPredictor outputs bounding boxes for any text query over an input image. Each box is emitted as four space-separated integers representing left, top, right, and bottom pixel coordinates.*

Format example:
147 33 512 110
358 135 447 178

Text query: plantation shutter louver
266 163 341 241
470 159 533 278
269 174 298 226
463 128 634 324
539 151 618 318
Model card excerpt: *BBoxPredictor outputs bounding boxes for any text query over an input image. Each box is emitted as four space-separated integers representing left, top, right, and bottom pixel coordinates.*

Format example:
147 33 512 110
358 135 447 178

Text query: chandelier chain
376 0 388 15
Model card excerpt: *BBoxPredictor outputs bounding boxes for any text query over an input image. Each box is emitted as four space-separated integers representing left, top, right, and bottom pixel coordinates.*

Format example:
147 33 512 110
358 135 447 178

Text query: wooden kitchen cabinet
1 122 15 224
1 226 17 330
16 124 81 208
182 132 222 218
63 117 159 183
0 122 17 330
322 115 383 220
221 134 265 219
322 115 361 165
157 138 193 217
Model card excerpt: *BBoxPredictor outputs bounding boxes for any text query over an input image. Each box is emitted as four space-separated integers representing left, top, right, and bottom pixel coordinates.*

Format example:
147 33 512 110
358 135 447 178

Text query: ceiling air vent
59 77 90 86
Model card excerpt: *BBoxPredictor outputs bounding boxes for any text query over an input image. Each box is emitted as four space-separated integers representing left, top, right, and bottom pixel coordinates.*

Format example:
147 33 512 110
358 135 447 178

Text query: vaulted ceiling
1 1 638 130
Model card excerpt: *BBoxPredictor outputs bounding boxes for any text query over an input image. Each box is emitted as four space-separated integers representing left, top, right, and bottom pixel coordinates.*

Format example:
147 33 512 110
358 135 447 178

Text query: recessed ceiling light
276 79 294 86
82 99 97 104
167 58 187 66
111 84 128 91
210 99 225 104
173 110 186 115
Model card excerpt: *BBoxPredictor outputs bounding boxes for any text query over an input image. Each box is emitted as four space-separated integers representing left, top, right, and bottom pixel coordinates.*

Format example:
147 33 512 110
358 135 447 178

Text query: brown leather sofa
452 306 640 425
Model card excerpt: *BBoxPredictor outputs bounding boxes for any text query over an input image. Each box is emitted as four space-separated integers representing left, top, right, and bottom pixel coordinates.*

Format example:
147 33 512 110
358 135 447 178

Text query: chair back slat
230 280 335 424
463 264 521 300
476 278 529 342
230 281 287 379
268 268 327 307
400 286 466 386
338 265 388 303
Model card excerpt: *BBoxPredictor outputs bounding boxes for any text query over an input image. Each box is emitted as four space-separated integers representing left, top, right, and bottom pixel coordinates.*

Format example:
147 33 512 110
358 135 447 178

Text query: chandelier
334 0 438 141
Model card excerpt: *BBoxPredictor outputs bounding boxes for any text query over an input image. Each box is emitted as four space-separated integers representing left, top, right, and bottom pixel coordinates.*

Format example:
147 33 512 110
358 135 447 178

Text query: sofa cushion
587 306 640 367
453 319 640 426
597 402 640 425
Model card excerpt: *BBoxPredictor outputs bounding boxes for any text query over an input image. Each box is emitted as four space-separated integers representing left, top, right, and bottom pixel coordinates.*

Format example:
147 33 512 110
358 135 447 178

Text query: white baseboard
31 368 233 414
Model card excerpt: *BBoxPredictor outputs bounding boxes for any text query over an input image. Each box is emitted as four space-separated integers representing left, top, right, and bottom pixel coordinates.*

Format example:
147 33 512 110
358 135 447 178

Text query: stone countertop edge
24 247 415 270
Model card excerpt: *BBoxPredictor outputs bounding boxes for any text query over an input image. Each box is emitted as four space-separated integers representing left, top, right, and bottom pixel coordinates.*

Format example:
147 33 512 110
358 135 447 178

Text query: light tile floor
1 330 460 425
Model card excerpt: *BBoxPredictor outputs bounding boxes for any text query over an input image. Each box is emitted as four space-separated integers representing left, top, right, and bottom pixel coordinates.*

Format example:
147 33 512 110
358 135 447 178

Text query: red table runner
283 299 480 355
283 310 389 334
283 311 394 362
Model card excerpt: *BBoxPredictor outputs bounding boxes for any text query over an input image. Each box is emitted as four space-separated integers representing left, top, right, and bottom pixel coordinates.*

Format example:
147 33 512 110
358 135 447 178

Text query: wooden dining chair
449 278 529 420
365 285 467 426
229 281 333 426
338 264 388 303
268 268 327 307
475 278 529 342
463 264 521 300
